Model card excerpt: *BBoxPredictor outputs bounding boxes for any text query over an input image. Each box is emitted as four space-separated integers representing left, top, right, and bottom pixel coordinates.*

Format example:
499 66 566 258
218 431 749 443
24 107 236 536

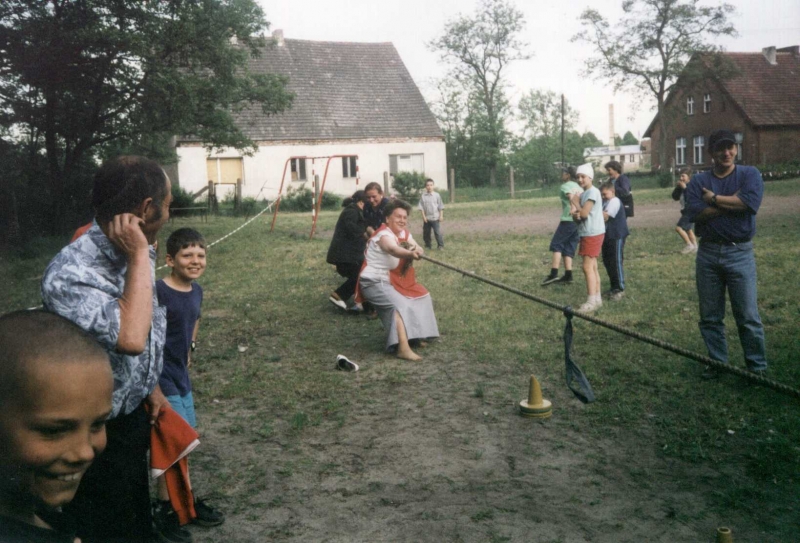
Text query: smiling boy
0 310 113 543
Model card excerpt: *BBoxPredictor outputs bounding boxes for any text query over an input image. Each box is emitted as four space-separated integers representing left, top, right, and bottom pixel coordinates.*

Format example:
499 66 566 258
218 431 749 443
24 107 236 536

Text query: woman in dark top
327 190 369 310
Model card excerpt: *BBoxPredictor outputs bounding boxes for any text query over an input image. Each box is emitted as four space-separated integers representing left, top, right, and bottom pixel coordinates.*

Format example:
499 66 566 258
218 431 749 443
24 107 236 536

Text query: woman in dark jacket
327 190 369 310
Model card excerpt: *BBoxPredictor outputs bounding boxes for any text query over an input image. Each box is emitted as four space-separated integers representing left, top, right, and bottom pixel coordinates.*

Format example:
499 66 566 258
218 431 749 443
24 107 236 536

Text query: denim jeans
695 241 767 370
423 220 444 248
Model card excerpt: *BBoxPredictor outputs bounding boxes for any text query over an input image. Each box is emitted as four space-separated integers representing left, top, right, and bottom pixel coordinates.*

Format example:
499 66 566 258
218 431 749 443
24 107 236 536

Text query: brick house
643 45 800 171
175 31 445 199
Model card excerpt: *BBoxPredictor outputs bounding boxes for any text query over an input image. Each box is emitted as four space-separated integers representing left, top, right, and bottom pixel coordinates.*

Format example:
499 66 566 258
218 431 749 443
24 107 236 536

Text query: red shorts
579 234 604 258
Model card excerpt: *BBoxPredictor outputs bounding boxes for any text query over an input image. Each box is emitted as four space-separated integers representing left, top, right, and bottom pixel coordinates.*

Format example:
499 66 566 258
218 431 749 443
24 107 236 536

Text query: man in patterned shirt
42 156 172 542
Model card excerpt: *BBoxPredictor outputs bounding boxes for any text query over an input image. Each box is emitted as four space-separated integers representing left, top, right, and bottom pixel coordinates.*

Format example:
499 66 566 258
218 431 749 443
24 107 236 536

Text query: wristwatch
190 341 197 352
711 194 718 206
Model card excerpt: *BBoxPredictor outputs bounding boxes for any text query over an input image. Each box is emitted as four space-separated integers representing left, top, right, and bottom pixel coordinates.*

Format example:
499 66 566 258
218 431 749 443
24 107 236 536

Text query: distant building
644 45 800 171
175 31 446 199
583 144 649 173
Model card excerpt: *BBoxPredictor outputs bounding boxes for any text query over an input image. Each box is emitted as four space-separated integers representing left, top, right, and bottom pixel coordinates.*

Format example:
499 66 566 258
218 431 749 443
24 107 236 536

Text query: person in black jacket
327 190 369 310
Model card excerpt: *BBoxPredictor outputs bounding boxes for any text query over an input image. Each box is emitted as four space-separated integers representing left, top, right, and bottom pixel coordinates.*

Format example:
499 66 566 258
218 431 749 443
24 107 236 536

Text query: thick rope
420 255 800 400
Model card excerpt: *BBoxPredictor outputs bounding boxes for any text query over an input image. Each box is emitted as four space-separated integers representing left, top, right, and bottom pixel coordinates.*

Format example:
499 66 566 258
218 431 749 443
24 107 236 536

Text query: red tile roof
721 50 800 126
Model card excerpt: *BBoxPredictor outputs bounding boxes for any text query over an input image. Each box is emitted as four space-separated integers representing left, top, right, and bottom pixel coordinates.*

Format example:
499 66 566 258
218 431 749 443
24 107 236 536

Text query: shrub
170 184 196 210
657 171 674 188
278 185 341 212
392 171 427 203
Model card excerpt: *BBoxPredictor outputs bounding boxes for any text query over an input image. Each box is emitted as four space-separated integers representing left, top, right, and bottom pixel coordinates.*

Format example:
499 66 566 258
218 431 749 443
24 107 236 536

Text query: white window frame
693 135 705 164
290 158 307 181
389 153 425 175
676 137 687 165
687 96 694 115
703 93 711 113
342 156 357 178
735 133 744 163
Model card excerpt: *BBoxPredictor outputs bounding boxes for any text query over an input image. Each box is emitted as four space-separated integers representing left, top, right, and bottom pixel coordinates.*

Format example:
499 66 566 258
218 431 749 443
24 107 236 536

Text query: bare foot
397 350 422 361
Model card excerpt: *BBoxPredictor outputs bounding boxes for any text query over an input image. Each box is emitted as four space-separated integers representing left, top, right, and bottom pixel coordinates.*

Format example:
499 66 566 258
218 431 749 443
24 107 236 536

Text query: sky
258 0 800 143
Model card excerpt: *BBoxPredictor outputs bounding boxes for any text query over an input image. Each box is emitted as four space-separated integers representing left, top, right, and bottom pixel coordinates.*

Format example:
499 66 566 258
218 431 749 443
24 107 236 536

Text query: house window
290 158 306 181
735 133 744 162
206 157 244 185
620 155 625 163
342 156 357 178
693 136 705 164
629 154 635 162
676 137 687 165
687 97 694 115
610 156 616 162
389 153 425 174
703 93 711 113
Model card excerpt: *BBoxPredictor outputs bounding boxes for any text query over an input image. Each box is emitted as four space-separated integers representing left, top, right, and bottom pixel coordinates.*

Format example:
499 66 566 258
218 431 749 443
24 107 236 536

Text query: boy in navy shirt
600 181 629 301
154 228 224 542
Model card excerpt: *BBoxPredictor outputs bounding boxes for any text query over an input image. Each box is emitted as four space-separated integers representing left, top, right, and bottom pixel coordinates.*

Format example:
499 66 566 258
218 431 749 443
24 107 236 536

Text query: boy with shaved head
0 310 113 543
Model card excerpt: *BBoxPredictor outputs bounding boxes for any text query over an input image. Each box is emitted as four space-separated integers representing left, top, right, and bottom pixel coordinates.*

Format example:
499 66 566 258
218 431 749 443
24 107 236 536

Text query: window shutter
389 155 398 175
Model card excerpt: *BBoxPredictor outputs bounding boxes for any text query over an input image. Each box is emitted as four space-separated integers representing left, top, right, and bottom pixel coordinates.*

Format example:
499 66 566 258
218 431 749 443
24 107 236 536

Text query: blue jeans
423 220 444 248
695 241 767 370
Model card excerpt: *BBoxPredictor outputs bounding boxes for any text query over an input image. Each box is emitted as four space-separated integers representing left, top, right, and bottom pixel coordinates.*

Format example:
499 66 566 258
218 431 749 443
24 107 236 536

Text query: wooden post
234 179 242 211
383 171 390 195
313 174 320 218
448 168 455 204
509 167 515 199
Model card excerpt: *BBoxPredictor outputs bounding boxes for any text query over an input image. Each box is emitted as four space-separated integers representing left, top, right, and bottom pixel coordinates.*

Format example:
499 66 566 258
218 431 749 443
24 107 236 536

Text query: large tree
0 0 293 233
574 0 736 171
512 90 579 184
429 0 529 187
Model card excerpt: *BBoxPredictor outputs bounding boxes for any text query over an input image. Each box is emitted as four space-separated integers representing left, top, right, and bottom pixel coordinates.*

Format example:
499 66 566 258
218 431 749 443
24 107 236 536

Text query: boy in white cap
569 164 606 312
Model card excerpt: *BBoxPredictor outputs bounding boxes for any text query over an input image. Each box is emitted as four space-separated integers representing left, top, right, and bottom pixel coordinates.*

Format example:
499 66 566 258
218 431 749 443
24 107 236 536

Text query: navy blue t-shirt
685 165 763 243
157 280 203 396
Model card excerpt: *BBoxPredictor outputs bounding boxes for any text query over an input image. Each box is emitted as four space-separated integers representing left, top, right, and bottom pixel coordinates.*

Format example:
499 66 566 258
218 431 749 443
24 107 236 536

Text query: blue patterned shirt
41 222 166 418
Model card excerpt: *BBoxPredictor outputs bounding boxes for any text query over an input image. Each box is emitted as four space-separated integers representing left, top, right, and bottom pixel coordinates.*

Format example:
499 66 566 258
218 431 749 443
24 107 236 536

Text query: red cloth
148 406 200 525
355 225 428 303
70 222 93 243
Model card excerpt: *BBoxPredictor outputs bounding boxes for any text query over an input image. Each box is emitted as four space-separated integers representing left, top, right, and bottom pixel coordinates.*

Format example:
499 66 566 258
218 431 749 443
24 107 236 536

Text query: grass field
1 180 799 542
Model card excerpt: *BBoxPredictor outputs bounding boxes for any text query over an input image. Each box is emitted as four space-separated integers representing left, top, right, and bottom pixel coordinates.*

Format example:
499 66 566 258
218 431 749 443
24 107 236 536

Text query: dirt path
443 194 800 236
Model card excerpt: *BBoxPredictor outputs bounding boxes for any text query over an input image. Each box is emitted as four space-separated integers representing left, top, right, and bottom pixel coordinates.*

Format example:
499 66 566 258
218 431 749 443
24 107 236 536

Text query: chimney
762 46 777 65
273 29 285 47
608 104 616 149
777 45 800 58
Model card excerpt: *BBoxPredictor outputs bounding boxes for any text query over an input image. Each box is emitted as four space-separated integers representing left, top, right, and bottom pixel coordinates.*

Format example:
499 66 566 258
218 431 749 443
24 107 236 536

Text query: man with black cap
685 129 768 379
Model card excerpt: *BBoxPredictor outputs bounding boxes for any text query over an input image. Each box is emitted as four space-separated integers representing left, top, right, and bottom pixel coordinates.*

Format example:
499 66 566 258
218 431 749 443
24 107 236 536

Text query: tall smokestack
608 104 615 149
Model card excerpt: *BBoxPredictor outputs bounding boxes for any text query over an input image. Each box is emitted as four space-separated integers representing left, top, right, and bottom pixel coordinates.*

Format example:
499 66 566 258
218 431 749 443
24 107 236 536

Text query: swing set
269 154 360 239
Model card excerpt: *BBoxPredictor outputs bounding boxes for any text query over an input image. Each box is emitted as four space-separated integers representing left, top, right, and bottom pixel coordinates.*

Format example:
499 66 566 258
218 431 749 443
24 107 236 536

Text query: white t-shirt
578 185 605 237
360 228 418 281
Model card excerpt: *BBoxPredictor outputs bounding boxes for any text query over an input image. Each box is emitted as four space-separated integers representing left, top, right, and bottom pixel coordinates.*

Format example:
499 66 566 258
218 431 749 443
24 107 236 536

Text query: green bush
392 171 427 203
170 185 196 210
278 185 341 212
657 171 674 188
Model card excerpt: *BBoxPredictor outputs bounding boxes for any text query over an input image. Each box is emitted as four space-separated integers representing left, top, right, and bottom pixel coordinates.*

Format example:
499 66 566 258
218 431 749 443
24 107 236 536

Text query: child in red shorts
570 164 606 312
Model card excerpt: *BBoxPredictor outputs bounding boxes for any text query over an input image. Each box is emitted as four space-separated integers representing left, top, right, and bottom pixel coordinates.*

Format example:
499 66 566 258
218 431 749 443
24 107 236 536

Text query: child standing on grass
600 180 629 301
154 228 224 543
672 168 698 254
570 164 605 313
542 166 582 285
0 310 113 543
418 178 445 250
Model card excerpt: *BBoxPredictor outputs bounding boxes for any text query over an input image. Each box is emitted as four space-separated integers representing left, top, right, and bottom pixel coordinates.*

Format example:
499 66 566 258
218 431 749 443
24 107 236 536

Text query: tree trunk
657 99 669 173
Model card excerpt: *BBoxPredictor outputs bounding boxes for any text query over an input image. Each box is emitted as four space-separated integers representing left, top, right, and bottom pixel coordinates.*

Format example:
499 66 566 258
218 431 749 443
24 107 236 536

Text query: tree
429 0 529 187
574 0 736 172
0 0 293 233
620 131 639 145
512 90 579 184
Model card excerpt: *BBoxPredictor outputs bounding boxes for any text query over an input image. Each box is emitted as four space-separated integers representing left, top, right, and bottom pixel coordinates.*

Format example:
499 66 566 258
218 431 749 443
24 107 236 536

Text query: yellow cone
519 375 552 418
717 527 733 543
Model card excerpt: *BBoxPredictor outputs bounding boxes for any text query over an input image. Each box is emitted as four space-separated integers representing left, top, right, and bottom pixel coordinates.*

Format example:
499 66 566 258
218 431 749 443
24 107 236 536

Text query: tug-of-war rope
419 255 800 401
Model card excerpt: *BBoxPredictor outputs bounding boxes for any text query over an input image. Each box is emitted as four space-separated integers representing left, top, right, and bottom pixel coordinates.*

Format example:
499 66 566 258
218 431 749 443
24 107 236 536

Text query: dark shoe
701 365 721 380
554 275 573 284
153 501 193 543
747 367 768 379
436 246 444 250
192 498 225 527
541 274 560 286
610 290 625 301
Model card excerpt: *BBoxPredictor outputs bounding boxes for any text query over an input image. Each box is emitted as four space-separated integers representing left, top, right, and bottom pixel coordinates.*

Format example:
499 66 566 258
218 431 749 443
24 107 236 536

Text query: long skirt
360 277 439 352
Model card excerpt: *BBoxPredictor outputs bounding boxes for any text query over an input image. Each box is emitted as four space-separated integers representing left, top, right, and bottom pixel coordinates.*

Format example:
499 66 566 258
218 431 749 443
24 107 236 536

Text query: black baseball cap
708 129 736 151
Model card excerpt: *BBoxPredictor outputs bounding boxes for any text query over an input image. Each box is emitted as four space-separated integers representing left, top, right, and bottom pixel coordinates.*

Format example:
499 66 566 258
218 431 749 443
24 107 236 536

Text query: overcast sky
258 0 800 143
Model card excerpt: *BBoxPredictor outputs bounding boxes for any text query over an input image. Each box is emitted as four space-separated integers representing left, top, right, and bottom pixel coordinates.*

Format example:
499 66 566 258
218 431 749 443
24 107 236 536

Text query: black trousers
66 402 152 543
601 237 626 292
334 262 362 302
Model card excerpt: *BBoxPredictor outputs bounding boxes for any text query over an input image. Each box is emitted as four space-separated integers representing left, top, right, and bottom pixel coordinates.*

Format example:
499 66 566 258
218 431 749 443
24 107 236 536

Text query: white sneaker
680 244 695 254
578 300 601 313
336 354 359 371
329 293 347 310
691 244 698 253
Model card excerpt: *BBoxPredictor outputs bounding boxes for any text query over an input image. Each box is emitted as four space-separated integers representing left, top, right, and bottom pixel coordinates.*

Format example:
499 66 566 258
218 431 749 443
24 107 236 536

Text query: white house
583 142 650 173
175 32 446 200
